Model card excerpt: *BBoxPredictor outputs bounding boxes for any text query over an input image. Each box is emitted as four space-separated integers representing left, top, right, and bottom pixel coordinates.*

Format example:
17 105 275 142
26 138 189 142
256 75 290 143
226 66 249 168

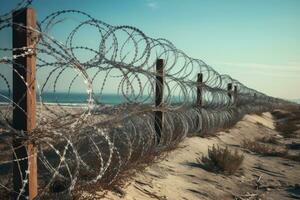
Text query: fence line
0 2 297 199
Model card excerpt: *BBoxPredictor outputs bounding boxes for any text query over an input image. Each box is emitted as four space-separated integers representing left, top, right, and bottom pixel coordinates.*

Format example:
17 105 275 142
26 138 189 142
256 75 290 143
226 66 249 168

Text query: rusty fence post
227 83 232 103
197 73 203 107
154 59 164 145
12 8 37 200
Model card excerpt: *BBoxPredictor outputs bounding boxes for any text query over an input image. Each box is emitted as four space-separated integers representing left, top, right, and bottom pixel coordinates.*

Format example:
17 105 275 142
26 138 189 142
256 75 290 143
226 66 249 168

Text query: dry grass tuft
242 139 288 157
272 110 300 138
257 136 280 145
271 110 289 119
286 153 300 162
198 145 244 175
200 131 219 138
255 122 263 126
254 112 263 116
276 123 298 138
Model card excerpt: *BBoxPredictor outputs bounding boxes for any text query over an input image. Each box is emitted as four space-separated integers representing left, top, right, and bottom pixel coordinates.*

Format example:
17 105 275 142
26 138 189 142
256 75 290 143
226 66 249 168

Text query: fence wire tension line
0 1 297 200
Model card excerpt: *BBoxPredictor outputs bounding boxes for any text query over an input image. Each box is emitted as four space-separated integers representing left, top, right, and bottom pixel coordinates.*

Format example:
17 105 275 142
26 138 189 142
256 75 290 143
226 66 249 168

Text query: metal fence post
155 59 164 145
12 8 37 200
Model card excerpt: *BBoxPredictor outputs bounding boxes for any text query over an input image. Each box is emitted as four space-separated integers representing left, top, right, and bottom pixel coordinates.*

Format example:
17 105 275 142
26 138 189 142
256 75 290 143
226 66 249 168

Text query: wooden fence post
197 73 203 107
12 8 37 200
234 85 238 106
227 83 232 102
154 59 164 145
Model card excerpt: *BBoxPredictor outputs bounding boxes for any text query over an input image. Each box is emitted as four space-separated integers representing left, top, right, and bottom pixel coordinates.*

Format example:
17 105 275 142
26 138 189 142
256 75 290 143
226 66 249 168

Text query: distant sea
0 90 185 105
0 91 144 105
40 92 130 105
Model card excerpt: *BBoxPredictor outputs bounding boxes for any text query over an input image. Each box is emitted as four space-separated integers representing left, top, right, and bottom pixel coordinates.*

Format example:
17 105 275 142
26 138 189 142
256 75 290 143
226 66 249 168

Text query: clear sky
1 0 300 99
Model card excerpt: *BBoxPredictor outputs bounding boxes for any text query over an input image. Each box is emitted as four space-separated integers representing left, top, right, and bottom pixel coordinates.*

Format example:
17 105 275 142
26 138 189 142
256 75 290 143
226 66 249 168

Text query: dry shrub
271 111 289 119
242 139 288 157
272 110 300 138
256 122 263 126
257 136 280 145
201 131 218 138
271 110 300 119
199 145 244 175
276 123 298 138
286 153 300 162
72 149 165 199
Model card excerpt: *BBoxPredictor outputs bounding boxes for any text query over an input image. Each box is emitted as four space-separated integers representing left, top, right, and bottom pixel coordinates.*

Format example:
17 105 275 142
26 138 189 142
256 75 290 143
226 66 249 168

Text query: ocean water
0 90 150 105
40 92 127 105
0 90 185 105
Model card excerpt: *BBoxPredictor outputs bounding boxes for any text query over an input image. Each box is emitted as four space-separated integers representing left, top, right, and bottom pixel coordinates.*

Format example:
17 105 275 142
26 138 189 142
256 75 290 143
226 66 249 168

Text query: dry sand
100 112 300 200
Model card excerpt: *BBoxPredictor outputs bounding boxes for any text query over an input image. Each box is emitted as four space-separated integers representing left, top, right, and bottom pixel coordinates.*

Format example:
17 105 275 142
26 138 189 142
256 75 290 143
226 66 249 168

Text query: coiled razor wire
0 2 297 199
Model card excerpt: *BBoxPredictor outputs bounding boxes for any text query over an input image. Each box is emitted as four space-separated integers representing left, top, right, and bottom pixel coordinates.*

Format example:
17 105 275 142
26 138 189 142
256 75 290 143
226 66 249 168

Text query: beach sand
99 112 300 200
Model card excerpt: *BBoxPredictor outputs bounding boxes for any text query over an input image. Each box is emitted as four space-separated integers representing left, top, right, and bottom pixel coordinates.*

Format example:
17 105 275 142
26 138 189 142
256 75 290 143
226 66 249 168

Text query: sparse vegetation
200 131 219 138
272 110 300 138
286 153 300 162
255 122 263 126
242 139 288 157
199 145 244 175
276 123 298 138
257 136 280 145
254 112 263 116
271 110 290 119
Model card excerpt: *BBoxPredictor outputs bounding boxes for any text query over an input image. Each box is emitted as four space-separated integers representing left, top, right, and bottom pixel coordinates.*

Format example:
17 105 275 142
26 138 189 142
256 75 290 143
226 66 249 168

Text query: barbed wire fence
0 1 296 199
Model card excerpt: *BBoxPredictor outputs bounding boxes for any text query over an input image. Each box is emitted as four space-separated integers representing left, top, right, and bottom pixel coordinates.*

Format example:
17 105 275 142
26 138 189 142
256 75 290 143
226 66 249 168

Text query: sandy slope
101 113 300 200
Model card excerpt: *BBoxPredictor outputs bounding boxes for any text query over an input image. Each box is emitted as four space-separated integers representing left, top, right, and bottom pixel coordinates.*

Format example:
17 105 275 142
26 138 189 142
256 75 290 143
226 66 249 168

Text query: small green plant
199 145 244 175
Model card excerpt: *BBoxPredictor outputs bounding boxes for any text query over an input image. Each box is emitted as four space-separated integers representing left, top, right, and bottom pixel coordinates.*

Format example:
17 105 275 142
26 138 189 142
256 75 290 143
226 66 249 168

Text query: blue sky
1 0 300 99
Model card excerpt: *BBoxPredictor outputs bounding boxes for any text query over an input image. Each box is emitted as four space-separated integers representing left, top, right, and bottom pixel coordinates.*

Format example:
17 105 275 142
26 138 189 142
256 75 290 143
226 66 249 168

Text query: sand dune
99 112 300 200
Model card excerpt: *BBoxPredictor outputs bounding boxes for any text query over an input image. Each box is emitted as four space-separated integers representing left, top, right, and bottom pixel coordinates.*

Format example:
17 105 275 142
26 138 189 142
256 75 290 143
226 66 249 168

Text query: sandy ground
100 112 300 200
